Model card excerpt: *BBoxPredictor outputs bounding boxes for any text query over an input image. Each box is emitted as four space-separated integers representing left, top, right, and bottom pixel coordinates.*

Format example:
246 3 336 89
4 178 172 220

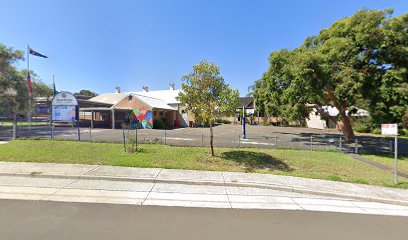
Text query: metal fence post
390 140 393 155
238 134 241 148
310 135 313 150
201 132 204 147
355 138 358 154
89 127 92 143
12 122 16 140
339 137 342 152
275 135 278 148
164 129 167 145
51 125 54 140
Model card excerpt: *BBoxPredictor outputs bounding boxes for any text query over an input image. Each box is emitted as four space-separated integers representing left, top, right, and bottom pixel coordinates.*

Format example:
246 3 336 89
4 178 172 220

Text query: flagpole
27 44 32 138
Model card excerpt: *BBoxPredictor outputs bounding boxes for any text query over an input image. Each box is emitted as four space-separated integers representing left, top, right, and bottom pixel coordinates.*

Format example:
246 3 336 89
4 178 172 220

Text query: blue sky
1 0 407 95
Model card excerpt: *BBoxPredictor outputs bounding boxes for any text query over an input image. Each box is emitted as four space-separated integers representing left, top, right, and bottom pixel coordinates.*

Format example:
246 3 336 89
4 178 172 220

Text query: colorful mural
129 109 153 129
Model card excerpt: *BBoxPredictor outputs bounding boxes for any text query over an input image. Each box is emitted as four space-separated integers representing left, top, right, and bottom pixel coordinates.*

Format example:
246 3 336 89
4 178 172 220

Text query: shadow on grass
221 150 293 172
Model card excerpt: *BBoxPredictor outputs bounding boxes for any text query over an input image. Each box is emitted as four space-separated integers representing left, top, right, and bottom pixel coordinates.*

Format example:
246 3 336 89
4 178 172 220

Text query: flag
27 72 33 96
53 78 57 96
29 48 48 58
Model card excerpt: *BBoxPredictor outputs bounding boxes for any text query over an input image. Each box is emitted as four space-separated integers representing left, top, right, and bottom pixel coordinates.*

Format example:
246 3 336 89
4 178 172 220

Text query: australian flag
29 48 48 58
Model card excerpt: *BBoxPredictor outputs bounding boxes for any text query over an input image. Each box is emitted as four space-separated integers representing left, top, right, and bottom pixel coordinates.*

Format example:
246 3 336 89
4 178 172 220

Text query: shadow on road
221 150 292 172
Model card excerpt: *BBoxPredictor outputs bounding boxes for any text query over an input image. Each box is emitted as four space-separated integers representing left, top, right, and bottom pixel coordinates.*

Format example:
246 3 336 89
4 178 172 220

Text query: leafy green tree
75 89 98 97
20 70 53 99
0 44 27 119
177 61 239 156
362 12 408 127
254 9 407 139
1 44 53 120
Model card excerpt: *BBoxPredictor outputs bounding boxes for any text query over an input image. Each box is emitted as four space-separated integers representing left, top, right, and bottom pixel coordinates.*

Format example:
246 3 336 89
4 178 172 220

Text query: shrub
153 117 165 129
354 124 371 133
222 119 232 124
403 112 408 129
261 122 271 126
372 128 381 134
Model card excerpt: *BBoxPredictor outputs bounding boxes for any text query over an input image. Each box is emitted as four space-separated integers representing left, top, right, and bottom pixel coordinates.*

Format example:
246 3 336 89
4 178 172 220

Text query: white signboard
246 109 255 115
381 123 398 135
52 91 78 106
52 105 76 121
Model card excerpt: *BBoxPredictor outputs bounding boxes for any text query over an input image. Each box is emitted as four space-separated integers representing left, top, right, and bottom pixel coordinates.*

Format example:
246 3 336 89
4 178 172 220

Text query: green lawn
0 140 407 188
363 154 408 175
0 121 48 126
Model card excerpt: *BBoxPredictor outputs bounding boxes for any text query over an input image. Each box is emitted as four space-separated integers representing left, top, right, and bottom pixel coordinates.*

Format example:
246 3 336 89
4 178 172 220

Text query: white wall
306 110 326 129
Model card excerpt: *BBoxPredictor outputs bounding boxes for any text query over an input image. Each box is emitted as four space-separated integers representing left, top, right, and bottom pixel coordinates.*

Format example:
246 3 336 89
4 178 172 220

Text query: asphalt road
1 199 407 240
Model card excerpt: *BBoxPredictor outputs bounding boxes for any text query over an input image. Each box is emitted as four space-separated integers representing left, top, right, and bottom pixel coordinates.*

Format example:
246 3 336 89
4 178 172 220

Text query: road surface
1 199 407 240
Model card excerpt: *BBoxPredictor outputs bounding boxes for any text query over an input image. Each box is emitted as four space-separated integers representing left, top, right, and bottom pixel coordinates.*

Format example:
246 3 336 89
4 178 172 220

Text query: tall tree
0 44 27 118
362 12 408 126
20 70 53 99
75 89 98 97
1 44 53 119
177 61 239 156
254 9 407 140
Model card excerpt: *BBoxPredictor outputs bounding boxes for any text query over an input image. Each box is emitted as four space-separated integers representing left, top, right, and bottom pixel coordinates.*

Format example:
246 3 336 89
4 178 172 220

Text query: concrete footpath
0 161 407 216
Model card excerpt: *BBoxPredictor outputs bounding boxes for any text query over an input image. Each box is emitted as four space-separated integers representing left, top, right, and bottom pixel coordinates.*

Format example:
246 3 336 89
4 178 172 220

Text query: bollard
12 122 17 140
164 130 167 145
339 137 342 152
89 127 92 143
310 135 313 150
201 132 204 147
275 135 278 148
355 138 358 154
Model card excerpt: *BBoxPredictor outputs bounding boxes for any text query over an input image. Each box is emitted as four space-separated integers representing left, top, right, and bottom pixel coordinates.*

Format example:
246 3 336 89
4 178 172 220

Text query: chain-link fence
1 123 406 155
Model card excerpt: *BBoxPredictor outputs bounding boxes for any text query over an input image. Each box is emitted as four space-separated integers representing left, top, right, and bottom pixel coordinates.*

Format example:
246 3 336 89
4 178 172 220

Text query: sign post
242 106 246 139
51 91 80 141
381 124 398 184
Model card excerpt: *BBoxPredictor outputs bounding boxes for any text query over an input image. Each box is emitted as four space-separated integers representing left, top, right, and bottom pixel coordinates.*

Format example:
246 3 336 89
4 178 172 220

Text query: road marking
239 141 275 146
164 137 193 141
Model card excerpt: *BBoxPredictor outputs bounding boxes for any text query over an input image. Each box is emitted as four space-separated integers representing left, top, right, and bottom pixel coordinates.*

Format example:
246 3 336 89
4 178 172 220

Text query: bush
153 117 165 129
398 129 407 136
215 118 223 124
222 119 232 124
372 128 381 134
261 122 271 126
403 112 408 129
354 124 371 133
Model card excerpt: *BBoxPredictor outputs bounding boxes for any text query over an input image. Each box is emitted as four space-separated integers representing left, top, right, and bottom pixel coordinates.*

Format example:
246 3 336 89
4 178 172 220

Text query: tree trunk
338 112 355 141
209 124 214 156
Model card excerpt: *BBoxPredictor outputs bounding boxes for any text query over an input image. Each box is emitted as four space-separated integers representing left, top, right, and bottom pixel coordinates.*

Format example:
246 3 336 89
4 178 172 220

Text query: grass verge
0 140 407 188
363 154 408 175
